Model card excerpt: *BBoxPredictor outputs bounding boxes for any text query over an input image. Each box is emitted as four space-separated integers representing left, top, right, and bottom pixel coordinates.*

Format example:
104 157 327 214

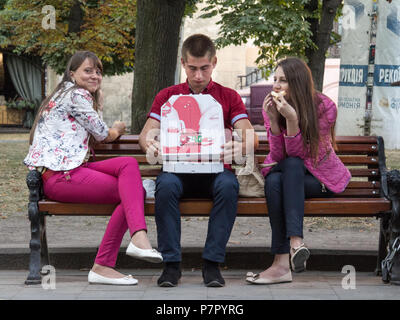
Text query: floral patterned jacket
24 81 109 171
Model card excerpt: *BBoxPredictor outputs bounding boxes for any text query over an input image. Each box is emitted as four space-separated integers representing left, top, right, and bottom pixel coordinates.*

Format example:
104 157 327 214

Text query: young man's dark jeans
155 169 239 263
265 157 333 254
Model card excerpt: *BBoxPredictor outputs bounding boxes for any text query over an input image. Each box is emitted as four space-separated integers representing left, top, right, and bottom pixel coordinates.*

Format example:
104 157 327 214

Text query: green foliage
201 0 333 76
5 97 36 110
0 0 136 75
0 0 7 10
184 0 201 18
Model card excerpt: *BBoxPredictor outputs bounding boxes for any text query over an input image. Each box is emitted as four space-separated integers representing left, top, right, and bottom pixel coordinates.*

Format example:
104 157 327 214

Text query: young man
139 34 258 287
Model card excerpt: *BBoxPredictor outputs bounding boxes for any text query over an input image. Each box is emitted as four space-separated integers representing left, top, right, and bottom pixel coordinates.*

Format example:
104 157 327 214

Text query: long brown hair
276 57 335 163
29 51 103 145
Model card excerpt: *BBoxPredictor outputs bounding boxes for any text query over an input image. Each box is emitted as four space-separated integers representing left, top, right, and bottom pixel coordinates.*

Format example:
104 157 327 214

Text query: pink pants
43 157 147 268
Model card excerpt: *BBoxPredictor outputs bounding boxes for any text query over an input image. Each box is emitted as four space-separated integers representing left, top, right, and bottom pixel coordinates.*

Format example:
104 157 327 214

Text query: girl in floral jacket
24 51 162 286
246 57 351 285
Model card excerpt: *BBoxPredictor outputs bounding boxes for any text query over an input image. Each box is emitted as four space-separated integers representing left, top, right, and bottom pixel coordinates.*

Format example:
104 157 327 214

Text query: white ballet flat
126 242 163 263
88 270 138 285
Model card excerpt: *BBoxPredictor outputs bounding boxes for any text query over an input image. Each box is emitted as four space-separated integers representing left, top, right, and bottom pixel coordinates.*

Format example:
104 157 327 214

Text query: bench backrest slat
90 135 383 198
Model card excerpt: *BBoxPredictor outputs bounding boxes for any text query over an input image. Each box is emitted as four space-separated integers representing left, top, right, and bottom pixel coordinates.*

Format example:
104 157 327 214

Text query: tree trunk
68 0 84 34
304 0 319 64
131 0 186 133
306 0 342 92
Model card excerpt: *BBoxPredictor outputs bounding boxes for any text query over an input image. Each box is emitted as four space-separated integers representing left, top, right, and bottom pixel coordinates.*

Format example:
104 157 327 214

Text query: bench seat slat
38 197 390 216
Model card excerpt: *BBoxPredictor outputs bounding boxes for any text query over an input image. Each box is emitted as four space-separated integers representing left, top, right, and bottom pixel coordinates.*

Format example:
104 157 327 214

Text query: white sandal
245 271 292 285
290 243 310 273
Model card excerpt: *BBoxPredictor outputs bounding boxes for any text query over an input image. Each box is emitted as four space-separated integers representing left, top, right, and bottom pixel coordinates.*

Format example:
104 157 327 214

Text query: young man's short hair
181 34 216 62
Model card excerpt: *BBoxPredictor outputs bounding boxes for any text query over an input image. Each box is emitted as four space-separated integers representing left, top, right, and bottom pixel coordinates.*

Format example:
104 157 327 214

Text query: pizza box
160 94 225 173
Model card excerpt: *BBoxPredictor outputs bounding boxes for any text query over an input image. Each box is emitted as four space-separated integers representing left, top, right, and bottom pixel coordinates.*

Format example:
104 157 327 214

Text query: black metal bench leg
25 170 43 285
40 214 50 267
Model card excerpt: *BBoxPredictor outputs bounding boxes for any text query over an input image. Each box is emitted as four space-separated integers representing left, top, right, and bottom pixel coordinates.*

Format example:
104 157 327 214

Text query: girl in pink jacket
246 57 351 285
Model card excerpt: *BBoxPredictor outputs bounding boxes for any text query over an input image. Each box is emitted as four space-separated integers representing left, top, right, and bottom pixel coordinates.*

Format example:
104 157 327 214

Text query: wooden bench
25 134 400 284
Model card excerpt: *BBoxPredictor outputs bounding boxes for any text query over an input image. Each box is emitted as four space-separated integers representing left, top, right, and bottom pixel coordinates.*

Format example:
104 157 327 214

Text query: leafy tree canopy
0 0 136 75
201 0 341 76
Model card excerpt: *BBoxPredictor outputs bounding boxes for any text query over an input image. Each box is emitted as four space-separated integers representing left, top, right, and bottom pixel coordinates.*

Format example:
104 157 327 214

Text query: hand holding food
262 93 280 122
112 120 126 136
270 91 297 122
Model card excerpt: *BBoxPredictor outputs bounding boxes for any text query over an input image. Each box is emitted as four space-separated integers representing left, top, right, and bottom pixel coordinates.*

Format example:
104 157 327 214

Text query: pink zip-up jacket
261 93 351 194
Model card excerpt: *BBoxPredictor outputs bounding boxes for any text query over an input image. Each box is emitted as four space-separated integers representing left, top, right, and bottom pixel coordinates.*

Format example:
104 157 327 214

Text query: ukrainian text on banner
372 0 400 149
336 0 372 136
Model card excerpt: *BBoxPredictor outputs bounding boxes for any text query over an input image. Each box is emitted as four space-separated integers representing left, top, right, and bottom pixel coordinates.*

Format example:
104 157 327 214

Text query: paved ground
1 269 400 301
2 214 395 301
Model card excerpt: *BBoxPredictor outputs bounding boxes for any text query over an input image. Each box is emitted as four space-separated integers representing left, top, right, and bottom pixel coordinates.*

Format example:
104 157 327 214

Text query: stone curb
0 246 379 273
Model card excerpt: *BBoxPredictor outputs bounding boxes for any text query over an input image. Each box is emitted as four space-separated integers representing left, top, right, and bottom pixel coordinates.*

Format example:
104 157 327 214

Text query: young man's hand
146 139 161 158
220 140 245 164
